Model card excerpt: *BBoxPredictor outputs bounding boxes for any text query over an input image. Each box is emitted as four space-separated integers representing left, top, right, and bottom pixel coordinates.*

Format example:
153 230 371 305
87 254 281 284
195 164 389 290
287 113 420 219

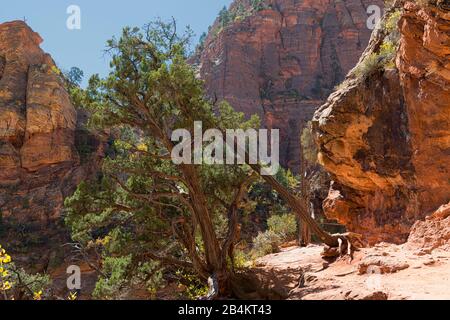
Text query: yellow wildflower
68 291 78 300
1 281 12 291
33 290 43 300
136 143 148 152
1 254 11 264
95 236 111 247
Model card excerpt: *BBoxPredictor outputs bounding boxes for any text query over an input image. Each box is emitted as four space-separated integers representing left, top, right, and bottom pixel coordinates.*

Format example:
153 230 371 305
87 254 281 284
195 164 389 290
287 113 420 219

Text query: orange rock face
195 0 382 171
0 21 104 243
407 202 450 253
313 2 450 244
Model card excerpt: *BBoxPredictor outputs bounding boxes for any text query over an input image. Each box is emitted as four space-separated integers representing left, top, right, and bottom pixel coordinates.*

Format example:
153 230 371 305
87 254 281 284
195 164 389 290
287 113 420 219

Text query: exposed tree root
321 232 365 261
202 271 293 300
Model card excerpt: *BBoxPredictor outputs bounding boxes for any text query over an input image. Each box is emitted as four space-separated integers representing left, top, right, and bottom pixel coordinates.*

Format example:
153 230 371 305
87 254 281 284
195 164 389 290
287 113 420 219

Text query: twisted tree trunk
249 164 339 247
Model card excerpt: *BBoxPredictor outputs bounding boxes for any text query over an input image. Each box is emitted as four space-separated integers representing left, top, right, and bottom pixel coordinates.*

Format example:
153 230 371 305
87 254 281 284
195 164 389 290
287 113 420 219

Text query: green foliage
353 53 382 78
175 270 209 300
199 32 207 45
1 245 51 300
251 230 281 258
242 168 299 244
353 38 397 78
93 255 132 300
251 0 268 11
64 18 267 298
196 32 208 52
275 168 299 190
383 10 401 34
267 214 297 241
132 260 165 297
246 169 300 260
246 168 296 215
21 198 30 209
218 6 231 28
233 3 248 21
10 267 52 298
61 66 86 112
351 7 402 80
64 67 84 87
50 65 62 75
379 40 397 69
232 249 252 269
210 2 263 39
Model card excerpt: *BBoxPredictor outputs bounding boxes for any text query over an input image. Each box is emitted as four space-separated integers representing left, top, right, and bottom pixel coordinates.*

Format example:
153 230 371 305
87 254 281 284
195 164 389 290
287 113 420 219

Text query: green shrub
379 40 397 69
93 255 132 300
383 10 402 34
251 0 268 11
175 270 209 300
353 52 381 78
353 37 397 78
267 214 297 240
251 230 281 258
1 245 51 300
131 260 165 298
233 249 252 269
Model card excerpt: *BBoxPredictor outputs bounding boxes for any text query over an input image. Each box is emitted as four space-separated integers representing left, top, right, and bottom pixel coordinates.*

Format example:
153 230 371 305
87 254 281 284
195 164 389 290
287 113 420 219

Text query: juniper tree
65 18 345 299
65 19 262 298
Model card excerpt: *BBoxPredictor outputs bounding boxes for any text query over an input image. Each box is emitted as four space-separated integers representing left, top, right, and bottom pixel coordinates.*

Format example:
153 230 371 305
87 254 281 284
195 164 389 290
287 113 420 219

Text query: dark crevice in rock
0 55 5 81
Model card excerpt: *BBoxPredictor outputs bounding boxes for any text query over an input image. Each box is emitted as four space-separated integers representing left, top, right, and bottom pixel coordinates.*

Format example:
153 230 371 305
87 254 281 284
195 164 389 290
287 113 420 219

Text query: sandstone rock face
0 21 104 244
195 0 382 171
407 202 450 253
313 2 450 244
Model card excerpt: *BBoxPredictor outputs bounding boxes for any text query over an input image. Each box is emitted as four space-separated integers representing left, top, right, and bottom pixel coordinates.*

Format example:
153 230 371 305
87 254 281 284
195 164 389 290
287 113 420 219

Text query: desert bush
131 260 165 298
251 0 268 11
379 40 397 68
251 230 281 258
175 270 209 300
383 9 402 34
93 255 132 300
353 38 397 78
353 52 381 78
0 245 51 300
353 6 402 79
232 249 252 269
267 214 297 241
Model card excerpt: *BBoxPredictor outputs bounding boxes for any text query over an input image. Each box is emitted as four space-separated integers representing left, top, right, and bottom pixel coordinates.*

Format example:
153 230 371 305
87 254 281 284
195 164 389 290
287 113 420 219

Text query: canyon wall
0 21 105 251
313 2 450 244
194 0 383 171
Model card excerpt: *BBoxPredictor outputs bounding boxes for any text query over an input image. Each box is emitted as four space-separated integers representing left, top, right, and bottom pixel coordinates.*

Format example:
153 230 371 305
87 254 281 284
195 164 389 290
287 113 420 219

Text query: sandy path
255 244 450 300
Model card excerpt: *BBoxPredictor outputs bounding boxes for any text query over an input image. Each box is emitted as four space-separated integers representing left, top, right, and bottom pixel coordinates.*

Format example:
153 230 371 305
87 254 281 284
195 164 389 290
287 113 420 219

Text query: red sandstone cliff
313 1 450 244
0 21 105 254
194 0 383 171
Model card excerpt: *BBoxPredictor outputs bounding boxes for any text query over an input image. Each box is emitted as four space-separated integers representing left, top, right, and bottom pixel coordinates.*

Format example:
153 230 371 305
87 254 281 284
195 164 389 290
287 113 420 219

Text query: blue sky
0 0 233 85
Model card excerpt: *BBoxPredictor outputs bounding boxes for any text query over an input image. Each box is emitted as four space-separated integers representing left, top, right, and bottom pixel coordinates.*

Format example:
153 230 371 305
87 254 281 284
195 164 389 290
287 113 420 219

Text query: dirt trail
254 202 450 300
255 243 450 300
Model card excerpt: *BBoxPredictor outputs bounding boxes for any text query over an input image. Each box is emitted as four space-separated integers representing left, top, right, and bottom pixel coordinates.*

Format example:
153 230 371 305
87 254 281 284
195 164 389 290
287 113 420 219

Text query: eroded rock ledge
313 2 450 244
